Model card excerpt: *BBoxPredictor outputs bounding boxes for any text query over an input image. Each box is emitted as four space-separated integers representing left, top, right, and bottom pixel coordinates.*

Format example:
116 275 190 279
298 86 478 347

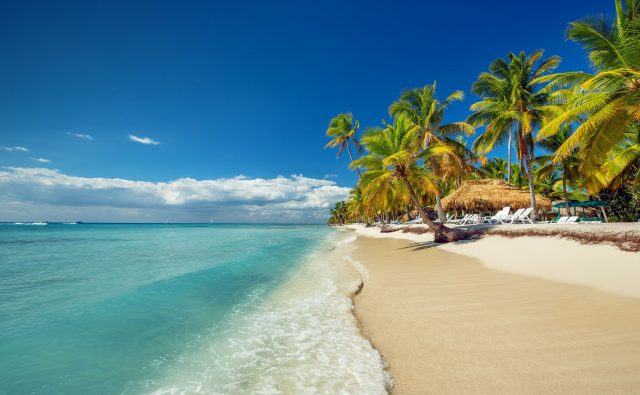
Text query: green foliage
598 184 640 222
468 49 562 220
468 50 561 162
537 0 640 192
326 0 640 224
327 201 348 225
480 158 508 180
325 113 363 176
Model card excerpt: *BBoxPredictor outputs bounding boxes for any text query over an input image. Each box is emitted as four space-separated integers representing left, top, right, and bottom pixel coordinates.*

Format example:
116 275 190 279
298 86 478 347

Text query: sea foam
147 234 390 394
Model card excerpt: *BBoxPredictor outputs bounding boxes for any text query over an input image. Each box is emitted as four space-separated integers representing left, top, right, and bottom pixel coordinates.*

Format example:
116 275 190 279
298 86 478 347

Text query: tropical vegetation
326 0 640 232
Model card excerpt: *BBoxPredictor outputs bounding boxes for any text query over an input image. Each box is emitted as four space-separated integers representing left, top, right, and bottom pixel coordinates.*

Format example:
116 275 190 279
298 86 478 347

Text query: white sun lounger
451 214 472 224
483 207 510 224
502 208 524 224
408 216 422 224
461 214 480 225
514 207 534 224
566 216 579 224
554 216 569 224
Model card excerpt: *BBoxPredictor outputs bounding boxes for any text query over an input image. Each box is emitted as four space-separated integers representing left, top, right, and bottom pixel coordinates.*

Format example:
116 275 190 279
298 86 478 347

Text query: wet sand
351 236 640 394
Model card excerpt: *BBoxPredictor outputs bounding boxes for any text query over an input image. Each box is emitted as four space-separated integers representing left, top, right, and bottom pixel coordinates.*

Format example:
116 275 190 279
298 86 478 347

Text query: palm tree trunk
562 164 570 214
346 144 362 178
400 174 462 242
525 152 537 222
434 190 447 223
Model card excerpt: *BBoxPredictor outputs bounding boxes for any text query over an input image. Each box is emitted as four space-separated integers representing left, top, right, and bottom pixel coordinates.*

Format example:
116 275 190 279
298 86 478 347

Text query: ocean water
0 224 389 394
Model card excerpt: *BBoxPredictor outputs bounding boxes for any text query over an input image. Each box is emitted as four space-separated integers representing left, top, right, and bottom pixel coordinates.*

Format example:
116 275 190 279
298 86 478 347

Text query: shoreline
340 224 640 394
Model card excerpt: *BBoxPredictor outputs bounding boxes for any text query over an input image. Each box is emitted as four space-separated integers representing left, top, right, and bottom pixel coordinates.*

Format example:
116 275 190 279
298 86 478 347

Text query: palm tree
468 50 562 221
509 163 528 189
328 201 348 225
325 113 363 177
345 186 367 223
351 115 464 242
597 125 640 190
535 0 640 192
480 157 508 180
388 82 474 222
536 124 583 211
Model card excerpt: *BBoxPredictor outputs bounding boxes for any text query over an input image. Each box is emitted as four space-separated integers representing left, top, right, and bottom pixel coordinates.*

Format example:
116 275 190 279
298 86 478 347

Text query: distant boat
209 218 214 224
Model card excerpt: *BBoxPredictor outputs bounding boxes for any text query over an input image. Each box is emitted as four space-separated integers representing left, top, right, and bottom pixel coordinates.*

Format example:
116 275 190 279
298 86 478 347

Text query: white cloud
31 158 51 163
0 167 351 223
324 173 338 179
1 146 29 152
67 133 94 141
129 134 160 145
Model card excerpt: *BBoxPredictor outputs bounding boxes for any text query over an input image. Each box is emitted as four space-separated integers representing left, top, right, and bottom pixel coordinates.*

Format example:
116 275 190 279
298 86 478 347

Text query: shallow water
0 224 388 394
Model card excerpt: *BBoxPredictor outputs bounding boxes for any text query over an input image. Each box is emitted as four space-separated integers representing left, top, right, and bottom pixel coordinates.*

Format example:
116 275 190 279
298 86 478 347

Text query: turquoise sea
0 224 389 394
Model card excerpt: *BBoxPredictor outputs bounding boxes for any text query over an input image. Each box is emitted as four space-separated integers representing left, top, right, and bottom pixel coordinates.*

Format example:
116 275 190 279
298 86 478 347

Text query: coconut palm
480 157 508 180
534 171 561 199
597 126 640 189
434 137 480 190
468 50 562 221
351 115 464 242
535 0 640 192
325 113 363 177
345 186 367 223
388 82 475 222
509 163 528 189
536 124 583 211
328 201 349 225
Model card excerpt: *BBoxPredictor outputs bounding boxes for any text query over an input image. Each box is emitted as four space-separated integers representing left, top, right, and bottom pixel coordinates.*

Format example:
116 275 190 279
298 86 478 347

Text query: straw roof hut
441 179 551 212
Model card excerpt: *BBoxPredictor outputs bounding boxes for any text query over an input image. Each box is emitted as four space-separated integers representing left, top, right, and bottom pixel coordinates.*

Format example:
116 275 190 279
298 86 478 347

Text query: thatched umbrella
441 179 551 213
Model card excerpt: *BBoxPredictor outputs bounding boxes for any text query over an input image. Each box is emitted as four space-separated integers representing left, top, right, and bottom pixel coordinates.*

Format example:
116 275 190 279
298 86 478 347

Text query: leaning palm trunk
400 175 463 242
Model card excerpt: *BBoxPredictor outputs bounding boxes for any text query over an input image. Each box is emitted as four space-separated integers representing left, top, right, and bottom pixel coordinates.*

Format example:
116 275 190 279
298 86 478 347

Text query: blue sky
0 0 609 222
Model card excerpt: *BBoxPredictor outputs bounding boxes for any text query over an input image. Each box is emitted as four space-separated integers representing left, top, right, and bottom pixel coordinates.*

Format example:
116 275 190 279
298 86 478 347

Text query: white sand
347 225 640 394
439 236 640 298
341 224 434 243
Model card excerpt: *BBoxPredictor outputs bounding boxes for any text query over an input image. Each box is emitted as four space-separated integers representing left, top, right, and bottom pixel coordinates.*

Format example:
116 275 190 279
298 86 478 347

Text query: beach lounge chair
451 214 472 224
554 216 569 224
461 214 480 225
408 216 422 224
514 207 534 224
435 213 455 224
502 208 524 224
566 216 579 224
483 207 510 224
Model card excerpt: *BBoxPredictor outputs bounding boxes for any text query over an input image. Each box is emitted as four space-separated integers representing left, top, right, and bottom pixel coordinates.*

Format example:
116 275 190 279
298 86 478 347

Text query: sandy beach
345 224 640 394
